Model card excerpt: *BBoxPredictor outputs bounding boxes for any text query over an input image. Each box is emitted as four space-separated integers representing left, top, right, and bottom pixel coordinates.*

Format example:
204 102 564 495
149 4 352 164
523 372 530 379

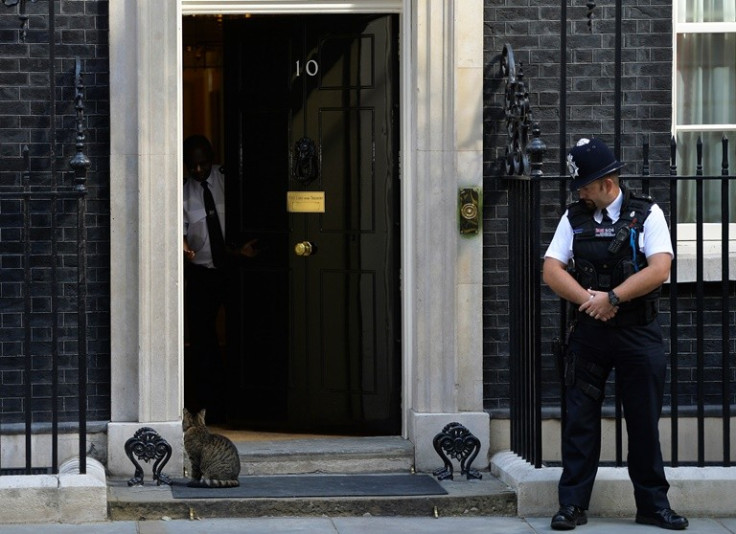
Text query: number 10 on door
295 60 319 77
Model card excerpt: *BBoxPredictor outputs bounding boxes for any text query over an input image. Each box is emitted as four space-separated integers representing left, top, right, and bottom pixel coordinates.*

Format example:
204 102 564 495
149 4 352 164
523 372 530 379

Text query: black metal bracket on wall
124 427 173 487
432 422 483 481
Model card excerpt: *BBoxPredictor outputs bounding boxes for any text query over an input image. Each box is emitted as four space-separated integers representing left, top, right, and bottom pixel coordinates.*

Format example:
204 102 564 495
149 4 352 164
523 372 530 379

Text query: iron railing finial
69 58 90 192
2 0 38 42
527 123 546 179
586 1 596 32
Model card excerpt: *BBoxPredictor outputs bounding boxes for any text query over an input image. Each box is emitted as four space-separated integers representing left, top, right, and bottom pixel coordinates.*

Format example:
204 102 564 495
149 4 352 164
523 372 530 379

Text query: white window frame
672 2 736 282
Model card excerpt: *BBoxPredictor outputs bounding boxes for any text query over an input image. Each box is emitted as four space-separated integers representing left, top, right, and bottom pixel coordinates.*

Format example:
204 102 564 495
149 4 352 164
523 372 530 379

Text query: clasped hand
238 238 259 258
578 289 618 322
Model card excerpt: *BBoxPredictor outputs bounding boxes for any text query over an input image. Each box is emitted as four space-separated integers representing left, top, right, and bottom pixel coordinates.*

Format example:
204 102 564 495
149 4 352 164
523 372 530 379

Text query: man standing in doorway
543 138 688 530
182 134 256 423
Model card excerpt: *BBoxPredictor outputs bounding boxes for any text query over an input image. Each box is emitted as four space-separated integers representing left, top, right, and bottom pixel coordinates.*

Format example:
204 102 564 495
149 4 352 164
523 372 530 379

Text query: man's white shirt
183 166 226 269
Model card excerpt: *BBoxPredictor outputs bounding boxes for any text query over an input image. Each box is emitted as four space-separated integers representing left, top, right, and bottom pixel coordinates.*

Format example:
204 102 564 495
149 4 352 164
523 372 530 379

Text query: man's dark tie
201 181 226 269
601 208 613 225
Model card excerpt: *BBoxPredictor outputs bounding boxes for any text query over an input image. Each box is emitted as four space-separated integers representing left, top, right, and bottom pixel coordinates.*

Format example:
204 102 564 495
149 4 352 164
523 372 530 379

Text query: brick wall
0 0 727 428
0 0 110 424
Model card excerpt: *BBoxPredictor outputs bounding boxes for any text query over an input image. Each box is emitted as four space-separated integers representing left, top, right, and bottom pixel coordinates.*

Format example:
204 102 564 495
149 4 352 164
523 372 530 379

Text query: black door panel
224 15 399 434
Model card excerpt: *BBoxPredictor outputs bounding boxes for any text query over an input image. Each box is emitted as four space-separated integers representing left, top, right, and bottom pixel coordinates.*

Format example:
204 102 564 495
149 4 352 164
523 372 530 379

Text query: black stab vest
567 186 660 326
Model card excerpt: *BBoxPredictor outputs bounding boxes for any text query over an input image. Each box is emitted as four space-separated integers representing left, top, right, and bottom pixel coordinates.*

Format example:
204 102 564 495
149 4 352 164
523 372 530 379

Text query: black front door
223 15 400 434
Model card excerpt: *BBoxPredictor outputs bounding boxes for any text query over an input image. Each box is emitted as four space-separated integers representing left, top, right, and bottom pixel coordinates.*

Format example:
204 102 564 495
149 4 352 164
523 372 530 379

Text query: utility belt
576 299 658 327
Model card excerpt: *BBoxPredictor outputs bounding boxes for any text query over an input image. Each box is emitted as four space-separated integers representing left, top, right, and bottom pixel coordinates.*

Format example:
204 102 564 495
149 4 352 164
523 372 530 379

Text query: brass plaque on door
287 191 326 213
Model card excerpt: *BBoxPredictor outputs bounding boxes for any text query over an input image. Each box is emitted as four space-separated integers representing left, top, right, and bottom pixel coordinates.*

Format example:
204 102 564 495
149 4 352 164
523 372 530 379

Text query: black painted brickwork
0 1 110 424
483 1 735 415
0 0 727 428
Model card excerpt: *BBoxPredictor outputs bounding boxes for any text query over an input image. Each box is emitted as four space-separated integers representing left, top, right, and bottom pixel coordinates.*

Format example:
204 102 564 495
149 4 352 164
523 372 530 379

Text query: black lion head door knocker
292 136 318 184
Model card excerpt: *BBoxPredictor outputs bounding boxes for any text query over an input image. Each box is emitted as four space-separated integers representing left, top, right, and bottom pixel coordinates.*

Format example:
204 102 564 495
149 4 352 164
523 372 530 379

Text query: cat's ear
183 407 190 418
198 409 207 425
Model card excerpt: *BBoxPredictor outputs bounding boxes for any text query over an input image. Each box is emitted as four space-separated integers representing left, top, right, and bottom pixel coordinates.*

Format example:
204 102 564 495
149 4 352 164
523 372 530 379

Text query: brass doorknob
294 241 314 256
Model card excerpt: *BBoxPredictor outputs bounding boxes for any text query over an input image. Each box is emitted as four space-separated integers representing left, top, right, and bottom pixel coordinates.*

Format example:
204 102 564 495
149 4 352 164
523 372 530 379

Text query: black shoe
636 508 689 530
551 504 588 530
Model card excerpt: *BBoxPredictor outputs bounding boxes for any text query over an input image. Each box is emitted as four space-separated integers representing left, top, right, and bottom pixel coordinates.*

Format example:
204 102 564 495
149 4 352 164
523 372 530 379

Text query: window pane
676 131 736 223
678 0 736 22
677 33 736 125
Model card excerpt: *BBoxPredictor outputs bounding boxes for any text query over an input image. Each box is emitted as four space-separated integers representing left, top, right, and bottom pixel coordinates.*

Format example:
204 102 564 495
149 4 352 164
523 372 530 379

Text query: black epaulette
567 200 595 235
618 188 653 230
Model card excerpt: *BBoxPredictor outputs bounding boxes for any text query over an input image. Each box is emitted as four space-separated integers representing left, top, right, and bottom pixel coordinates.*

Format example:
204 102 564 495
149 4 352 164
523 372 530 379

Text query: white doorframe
180 0 403 15
107 0 486 476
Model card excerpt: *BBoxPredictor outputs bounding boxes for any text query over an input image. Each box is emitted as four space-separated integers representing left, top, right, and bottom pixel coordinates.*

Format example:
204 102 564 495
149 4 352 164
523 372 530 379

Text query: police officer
543 138 688 531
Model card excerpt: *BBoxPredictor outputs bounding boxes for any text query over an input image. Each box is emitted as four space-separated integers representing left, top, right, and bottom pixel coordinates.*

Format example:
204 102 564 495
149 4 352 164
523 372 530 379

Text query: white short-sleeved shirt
183 166 226 269
544 190 674 265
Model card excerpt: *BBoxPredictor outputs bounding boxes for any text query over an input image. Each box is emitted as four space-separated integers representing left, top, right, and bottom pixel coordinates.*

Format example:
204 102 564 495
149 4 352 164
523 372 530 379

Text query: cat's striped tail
203 478 240 488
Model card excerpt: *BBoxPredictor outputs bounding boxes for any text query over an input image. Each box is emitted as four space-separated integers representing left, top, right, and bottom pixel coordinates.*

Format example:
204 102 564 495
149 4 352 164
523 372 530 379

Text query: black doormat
170 474 447 499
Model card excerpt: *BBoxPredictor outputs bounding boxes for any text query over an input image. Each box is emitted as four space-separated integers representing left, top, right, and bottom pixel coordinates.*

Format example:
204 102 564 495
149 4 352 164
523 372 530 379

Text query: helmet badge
567 153 579 179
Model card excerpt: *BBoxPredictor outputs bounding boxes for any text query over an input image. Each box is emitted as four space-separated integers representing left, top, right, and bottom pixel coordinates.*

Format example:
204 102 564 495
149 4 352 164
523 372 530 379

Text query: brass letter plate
287 191 326 213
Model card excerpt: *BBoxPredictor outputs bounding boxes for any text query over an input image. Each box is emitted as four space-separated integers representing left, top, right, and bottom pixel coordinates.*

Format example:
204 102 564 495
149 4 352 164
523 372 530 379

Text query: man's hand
543 257 617 323
239 238 259 258
183 238 195 261
578 290 618 322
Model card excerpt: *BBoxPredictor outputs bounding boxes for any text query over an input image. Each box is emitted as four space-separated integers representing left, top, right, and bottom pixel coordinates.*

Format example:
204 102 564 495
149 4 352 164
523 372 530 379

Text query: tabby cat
182 408 241 488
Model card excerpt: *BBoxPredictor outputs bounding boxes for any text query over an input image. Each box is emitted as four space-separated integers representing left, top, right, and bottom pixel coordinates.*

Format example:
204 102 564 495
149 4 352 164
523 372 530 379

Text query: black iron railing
0 0 89 476
499 0 735 470
504 127 735 468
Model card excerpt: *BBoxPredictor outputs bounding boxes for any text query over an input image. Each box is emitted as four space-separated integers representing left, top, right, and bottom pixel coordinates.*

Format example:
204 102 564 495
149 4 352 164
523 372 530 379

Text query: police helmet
566 137 624 191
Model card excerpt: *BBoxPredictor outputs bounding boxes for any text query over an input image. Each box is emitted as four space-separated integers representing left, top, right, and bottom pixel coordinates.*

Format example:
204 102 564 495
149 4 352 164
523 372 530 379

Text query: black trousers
184 263 228 419
559 319 671 513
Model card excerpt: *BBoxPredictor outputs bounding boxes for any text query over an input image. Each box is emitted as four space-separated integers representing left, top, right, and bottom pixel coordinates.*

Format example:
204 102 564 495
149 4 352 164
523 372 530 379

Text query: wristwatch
608 290 620 307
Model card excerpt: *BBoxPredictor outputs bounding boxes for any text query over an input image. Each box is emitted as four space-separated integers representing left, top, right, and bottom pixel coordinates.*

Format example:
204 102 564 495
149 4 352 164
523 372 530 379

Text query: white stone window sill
671 240 736 283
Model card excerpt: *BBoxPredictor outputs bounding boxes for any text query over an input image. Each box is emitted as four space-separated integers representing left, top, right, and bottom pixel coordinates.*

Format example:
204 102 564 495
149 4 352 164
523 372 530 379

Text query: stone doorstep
491 450 736 518
106 475 517 521
235 435 416 475
106 435 515 521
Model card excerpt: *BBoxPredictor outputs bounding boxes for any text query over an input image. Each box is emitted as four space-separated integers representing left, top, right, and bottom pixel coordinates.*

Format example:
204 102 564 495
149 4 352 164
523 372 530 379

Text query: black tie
201 181 226 269
601 208 612 225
